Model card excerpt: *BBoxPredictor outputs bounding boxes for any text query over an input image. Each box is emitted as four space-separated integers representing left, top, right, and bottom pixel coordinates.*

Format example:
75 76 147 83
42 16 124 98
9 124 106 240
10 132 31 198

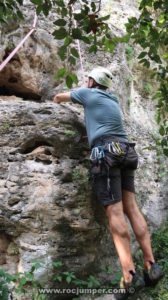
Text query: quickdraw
90 145 105 161
108 142 125 155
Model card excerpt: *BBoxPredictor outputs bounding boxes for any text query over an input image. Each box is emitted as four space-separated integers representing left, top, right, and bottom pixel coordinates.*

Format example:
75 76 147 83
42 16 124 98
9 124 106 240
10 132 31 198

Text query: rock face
0 0 168 299
0 3 62 101
0 97 116 295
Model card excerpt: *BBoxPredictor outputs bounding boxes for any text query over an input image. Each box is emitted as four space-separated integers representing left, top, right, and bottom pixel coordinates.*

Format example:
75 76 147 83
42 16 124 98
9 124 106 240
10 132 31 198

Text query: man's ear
88 78 95 88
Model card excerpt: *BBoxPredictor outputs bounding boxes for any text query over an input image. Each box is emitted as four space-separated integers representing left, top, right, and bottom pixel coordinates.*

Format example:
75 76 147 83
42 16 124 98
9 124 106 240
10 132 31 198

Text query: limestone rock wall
0 0 168 299
0 2 62 101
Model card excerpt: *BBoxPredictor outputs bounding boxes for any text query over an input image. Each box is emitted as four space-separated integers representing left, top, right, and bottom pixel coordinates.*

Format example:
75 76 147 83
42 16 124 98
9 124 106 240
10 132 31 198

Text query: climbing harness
90 142 125 161
90 140 138 199
0 12 37 72
90 140 138 175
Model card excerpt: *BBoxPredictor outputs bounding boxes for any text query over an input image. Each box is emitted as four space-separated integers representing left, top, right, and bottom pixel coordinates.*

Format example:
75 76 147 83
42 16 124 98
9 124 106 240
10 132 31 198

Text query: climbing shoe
143 261 164 286
115 270 145 300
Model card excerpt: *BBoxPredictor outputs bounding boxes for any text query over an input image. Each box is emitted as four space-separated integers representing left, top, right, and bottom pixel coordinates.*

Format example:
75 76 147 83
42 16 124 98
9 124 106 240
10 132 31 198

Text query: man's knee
105 201 122 217
123 198 139 217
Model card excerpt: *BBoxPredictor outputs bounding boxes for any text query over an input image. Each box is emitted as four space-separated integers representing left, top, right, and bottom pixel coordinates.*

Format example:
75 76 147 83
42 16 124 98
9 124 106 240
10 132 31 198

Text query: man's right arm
53 92 71 103
53 88 88 106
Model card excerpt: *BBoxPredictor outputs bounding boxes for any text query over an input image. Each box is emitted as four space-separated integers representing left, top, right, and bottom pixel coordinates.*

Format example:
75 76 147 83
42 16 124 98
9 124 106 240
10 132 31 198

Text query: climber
53 67 163 299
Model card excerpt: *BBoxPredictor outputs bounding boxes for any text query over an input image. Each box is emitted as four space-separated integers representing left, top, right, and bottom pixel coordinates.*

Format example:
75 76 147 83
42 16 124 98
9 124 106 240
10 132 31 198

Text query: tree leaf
58 45 67 60
138 51 147 59
53 28 67 39
89 45 97 53
128 17 137 24
20 277 27 286
66 276 71 284
54 19 66 26
91 2 96 12
81 36 91 44
61 7 68 17
68 72 78 84
74 12 85 21
30 0 42 5
16 0 23 4
36 5 43 15
69 56 76 66
139 58 150 68
52 261 63 268
66 75 73 88
42 1 52 16
71 47 79 58
17 10 24 19
108 40 115 52
97 14 110 22
54 275 62 282
162 53 168 60
55 67 67 79
64 36 72 46
55 0 65 7
72 28 82 39
159 126 165 136
33 262 42 270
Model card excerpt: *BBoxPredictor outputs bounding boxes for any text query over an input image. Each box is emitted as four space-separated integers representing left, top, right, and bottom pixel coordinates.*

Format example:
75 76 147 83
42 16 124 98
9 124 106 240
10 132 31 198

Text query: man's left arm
53 92 71 103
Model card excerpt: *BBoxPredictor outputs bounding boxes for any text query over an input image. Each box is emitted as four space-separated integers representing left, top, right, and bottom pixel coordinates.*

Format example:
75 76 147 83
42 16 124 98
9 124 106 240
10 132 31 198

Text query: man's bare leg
122 190 155 270
105 201 135 283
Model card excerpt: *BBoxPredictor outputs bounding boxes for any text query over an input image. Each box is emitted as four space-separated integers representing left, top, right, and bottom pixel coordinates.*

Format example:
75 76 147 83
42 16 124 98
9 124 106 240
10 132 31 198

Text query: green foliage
125 44 134 65
10 245 19 255
144 83 152 95
126 0 168 155
66 72 78 88
52 260 123 297
0 260 46 300
127 97 131 108
125 75 132 86
87 275 100 288
0 0 115 89
54 68 78 88
72 168 81 181
100 265 122 286
152 222 168 264
0 121 11 134
72 167 89 192
53 27 67 39
0 0 24 23
110 271 122 287
142 83 152 96
52 260 100 290
64 129 76 137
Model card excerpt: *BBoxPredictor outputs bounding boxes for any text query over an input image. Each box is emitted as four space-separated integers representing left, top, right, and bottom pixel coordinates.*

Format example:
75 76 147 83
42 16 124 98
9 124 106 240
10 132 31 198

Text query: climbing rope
0 12 37 72
73 18 85 84
72 6 86 85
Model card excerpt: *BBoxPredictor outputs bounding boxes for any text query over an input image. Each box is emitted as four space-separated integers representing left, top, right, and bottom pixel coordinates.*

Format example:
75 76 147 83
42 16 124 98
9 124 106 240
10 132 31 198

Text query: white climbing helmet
88 67 112 88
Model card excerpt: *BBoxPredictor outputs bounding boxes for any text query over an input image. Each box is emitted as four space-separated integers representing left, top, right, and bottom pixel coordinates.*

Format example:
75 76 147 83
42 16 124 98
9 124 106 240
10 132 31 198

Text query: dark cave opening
20 139 53 154
0 85 42 101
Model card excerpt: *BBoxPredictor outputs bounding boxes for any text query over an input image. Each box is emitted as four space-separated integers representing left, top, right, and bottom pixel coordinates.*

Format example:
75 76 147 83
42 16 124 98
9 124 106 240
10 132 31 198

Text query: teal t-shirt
70 88 128 148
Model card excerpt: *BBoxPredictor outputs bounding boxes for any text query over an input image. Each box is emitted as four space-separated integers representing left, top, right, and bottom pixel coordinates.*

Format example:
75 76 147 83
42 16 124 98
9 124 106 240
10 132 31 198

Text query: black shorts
92 167 135 207
90 135 138 207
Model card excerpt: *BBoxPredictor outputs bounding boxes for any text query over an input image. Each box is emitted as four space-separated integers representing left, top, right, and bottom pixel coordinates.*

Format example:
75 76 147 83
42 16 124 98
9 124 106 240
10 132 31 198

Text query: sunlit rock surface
0 0 168 299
